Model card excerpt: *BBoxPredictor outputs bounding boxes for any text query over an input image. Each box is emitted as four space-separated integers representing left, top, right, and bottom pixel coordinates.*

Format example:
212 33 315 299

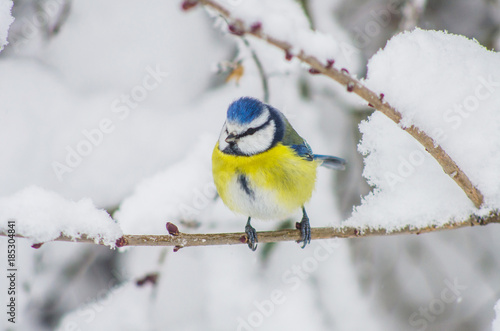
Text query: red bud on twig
136 273 159 286
181 1 198 11
228 24 245 36
166 222 180 236
116 237 127 247
250 22 262 33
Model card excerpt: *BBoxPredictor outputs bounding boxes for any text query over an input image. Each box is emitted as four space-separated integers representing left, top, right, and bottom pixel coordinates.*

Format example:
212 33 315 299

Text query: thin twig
217 13 269 102
241 36 270 103
197 0 484 209
399 0 428 31
3 211 498 249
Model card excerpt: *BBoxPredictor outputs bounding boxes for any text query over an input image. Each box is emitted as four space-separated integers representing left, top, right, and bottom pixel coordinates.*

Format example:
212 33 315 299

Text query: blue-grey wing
279 116 314 161
276 108 345 169
290 142 314 161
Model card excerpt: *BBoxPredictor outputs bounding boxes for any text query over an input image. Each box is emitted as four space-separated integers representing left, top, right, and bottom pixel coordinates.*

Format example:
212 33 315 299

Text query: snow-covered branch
3 211 498 249
191 0 484 209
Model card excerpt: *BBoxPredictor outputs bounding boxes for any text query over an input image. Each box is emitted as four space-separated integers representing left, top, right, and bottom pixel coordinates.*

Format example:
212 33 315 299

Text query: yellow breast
212 142 318 219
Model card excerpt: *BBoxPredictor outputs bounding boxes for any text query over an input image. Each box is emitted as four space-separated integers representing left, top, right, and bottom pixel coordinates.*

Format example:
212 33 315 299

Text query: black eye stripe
235 118 272 139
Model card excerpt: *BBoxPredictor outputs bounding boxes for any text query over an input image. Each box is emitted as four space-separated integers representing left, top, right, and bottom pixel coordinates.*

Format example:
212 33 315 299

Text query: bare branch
4 211 498 249
196 0 484 209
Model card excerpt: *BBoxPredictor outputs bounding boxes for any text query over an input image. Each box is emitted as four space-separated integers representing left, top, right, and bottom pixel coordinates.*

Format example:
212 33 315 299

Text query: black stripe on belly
237 174 255 199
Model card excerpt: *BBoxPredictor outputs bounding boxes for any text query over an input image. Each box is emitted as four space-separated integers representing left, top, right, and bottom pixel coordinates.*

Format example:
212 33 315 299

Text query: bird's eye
225 128 229 134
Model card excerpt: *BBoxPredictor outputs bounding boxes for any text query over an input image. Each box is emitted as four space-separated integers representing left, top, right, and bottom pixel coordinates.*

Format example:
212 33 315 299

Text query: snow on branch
190 0 484 209
2 2 494 252
0 0 14 52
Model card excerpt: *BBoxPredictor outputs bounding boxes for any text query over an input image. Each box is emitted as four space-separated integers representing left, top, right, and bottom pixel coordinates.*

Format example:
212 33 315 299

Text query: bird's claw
245 223 258 251
297 217 311 249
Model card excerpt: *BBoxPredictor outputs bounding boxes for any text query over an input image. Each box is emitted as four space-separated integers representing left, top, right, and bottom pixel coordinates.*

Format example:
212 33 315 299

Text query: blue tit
212 97 346 251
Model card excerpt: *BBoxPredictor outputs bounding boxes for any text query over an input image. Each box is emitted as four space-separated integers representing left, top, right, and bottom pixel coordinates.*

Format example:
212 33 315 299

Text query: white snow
346 29 500 230
493 299 500 331
211 0 361 74
55 240 384 331
0 0 229 206
0 186 122 246
0 0 13 51
57 282 154 331
5 0 500 330
115 135 217 235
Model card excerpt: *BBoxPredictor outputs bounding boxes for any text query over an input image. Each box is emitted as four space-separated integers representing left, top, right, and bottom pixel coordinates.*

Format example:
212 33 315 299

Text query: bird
212 97 346 251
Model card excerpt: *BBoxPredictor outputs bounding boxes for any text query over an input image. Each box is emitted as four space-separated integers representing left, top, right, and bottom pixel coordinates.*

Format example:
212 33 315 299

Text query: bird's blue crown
227 97 265 125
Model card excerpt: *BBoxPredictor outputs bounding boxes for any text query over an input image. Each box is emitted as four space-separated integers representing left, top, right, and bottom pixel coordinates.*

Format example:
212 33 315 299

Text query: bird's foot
245 219 258 251
296 211 311 249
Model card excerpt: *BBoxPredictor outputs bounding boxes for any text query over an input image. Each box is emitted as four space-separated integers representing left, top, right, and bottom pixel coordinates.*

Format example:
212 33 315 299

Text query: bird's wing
279 113 346 170
280 117 314 161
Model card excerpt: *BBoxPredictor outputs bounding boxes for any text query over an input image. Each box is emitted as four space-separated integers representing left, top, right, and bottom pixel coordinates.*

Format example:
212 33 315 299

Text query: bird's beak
225 132 237 143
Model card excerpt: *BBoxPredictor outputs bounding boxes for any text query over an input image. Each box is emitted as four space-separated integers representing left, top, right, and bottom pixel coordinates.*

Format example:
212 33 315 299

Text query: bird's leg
245 217 258 251
297 207 311 249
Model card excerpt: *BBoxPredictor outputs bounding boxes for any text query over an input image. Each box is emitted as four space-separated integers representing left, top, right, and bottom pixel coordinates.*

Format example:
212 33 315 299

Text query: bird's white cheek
237 124 275 155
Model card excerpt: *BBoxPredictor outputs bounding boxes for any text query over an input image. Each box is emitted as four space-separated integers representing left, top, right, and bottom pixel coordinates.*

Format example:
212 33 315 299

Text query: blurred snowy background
1 0 500 330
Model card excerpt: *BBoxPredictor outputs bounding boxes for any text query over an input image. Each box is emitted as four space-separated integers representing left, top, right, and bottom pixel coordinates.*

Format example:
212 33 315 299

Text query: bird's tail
313 154 346 170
